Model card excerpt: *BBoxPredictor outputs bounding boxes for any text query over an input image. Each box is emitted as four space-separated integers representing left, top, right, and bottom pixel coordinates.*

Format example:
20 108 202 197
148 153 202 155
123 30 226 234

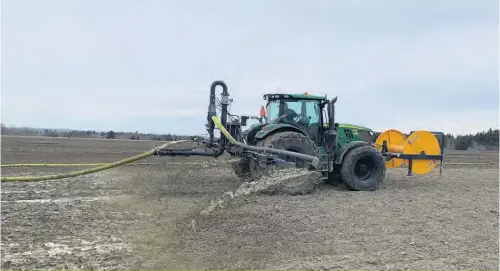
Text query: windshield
265 99 320 124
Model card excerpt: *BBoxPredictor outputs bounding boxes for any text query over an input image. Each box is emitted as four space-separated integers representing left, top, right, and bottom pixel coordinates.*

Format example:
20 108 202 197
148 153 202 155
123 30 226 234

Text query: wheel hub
354 156 375 180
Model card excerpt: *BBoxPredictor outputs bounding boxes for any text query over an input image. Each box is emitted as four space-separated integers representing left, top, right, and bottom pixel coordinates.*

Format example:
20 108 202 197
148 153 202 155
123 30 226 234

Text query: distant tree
450 129 499 150
454 135 473 150
106 130 116 139
165 134 174 141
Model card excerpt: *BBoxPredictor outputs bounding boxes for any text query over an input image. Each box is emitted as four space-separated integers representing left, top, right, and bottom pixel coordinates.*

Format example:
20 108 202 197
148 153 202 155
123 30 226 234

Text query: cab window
266 99 320 125
265 100 280 122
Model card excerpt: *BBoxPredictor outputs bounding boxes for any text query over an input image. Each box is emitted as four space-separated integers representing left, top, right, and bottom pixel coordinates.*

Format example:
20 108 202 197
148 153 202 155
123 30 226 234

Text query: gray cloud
1 0 498 135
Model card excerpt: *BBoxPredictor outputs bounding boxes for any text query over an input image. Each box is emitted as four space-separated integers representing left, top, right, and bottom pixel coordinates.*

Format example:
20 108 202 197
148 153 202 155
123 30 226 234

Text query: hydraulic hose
1 141 186 182
211 115 237 144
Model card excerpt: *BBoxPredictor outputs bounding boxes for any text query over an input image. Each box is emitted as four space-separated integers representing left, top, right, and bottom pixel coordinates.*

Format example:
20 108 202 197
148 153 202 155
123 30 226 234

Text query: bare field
1 136 499 270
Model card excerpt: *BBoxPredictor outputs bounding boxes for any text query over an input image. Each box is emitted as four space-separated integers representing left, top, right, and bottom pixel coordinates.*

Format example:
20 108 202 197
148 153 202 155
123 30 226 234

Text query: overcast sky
2 0 499 135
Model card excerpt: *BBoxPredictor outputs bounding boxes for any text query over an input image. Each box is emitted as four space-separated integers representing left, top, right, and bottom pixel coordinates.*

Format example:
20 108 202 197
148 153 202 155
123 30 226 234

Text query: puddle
2 240 131 264
1 196 113 204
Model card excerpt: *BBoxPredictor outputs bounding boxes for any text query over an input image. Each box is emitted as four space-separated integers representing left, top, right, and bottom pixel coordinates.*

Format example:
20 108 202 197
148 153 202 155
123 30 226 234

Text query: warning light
260 106 265 117
304 92 308 95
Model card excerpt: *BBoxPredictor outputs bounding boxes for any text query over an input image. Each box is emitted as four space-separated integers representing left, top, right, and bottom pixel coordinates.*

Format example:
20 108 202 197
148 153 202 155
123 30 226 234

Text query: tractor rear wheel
249 131 323 194
340 145 386 191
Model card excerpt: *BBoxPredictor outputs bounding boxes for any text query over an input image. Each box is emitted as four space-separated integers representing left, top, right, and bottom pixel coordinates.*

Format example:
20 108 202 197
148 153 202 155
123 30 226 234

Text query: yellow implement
403 131 441 174
374 129 444 175
374 129 406 169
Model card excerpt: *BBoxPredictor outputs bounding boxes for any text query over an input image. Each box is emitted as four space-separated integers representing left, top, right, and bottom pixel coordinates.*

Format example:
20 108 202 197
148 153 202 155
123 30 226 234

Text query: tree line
0 124 194 141
1 123 498 151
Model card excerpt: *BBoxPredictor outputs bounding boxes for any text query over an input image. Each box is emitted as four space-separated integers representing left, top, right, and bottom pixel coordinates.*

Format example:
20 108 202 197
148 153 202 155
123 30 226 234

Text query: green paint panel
338 123 373 132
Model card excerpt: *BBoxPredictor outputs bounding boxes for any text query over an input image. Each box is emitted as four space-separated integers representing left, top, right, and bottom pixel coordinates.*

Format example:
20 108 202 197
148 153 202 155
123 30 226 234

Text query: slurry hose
1 116 320 182
0 141 187 182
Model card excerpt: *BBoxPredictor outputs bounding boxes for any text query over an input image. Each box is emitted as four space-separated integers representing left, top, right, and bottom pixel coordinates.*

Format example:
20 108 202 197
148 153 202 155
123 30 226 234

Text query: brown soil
1 136 498 270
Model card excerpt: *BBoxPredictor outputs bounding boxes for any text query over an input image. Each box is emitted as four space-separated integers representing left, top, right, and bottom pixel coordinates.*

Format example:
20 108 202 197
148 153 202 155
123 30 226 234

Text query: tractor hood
251 123 373 133
337 123 373 132
322 123 373 132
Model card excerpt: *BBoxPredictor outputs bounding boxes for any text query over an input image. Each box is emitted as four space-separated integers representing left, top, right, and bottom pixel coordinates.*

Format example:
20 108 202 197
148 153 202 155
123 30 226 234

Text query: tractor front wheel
250 131 323 194
255 131 321 173
340 145 386 191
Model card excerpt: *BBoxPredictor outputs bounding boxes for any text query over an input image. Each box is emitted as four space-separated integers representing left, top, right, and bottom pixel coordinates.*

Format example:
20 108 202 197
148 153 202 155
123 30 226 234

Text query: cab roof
264 93 327 101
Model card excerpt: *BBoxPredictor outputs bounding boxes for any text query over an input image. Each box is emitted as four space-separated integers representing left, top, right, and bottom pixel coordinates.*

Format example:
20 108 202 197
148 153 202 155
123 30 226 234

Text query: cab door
303 100 321 143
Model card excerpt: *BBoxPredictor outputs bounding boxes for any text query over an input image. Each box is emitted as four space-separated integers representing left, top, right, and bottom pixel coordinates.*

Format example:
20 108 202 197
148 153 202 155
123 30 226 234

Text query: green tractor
156 81 387 192
231 91 386 191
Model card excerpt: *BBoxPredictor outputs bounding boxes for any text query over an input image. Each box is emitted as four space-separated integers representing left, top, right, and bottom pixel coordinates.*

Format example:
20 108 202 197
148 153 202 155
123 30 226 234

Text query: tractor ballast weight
155 80 444 192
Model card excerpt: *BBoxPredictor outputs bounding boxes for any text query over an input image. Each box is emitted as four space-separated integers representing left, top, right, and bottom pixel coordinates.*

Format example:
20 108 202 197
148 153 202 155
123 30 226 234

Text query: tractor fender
244 124 266 144
254 124 307 141
334 141 370 165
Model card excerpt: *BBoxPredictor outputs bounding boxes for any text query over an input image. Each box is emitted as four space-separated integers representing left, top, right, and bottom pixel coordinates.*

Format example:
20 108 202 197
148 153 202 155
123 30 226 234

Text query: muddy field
1 135 499 270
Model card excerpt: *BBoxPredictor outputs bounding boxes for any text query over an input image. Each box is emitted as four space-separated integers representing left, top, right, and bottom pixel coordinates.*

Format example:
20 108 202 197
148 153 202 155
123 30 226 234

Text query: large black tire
256 131 321 169
248 131 323 194
340 145 386 191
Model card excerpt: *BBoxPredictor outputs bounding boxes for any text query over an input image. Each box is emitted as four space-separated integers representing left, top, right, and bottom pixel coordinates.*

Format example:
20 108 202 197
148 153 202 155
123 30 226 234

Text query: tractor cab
261 93 326 143
242 91 374 147
247 93 374 145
